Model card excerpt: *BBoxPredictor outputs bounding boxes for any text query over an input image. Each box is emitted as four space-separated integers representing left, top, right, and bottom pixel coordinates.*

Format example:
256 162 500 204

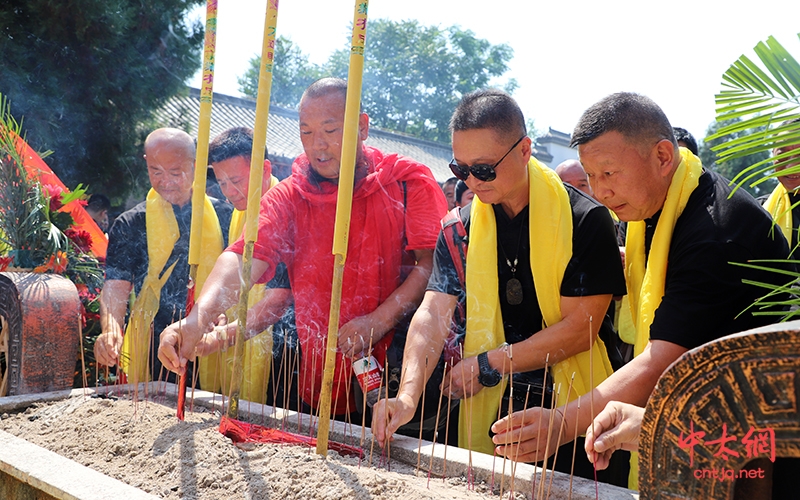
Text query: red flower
65 228 93 253
0 256 12 272
43 184 65 212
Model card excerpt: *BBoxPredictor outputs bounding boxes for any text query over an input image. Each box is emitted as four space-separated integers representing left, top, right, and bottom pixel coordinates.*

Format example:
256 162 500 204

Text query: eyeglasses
449 136 526 182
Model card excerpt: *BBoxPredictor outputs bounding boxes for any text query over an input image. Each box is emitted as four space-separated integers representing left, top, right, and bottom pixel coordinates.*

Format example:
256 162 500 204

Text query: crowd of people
91 76 799 492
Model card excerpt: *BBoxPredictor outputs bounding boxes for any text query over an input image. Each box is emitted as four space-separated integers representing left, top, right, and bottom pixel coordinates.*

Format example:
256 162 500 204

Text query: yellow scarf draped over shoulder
461 158 613 454
199 175 279 403
625 148 702 357
121 188 223 382
762 182 793 245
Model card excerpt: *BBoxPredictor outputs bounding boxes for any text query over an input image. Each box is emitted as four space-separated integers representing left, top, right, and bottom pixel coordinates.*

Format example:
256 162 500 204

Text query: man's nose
313 133 328 150
590 178 612 201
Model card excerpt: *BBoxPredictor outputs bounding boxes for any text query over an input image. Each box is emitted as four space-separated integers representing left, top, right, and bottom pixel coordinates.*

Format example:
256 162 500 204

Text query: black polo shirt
646 170 793 350
428 185 626 345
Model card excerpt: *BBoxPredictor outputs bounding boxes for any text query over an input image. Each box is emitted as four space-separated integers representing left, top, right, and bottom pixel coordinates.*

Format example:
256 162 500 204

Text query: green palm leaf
707 34 800 189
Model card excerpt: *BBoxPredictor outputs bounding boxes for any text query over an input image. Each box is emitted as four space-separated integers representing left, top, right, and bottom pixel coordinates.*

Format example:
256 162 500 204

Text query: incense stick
458 349 469 486
533 354 550 498
416 355 428 475
500 347 513 499
359 332 374 458
510 384 531 497
490 351 508 493
467 365 475 490
344 351 354 447
281 330 289 430
385 356 392 471
589 316 599 500
78 312 88 396
427 360 446 488
569 396 581 500
539 383 559 500
547 375 573 500
368 358 383 468
442 362 454 480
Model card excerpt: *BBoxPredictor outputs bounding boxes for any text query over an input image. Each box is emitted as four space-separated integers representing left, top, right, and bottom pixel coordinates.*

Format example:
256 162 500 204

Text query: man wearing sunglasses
372 89 629 485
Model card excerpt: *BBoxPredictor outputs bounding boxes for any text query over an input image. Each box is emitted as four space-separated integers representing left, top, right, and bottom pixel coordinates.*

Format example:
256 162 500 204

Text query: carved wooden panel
638 321 800 499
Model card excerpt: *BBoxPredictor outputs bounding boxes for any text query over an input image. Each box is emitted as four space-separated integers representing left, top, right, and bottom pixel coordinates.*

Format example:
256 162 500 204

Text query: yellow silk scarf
762 182 793 245
625 148 702 357
199 176 279 403
120 188 223 382
460 158 613 454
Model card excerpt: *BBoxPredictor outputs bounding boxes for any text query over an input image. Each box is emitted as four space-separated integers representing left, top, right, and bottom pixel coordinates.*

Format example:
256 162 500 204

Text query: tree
0 0 205 204
327 19 516 143
238 20 516 144
700 118 775 198
238 36 324 109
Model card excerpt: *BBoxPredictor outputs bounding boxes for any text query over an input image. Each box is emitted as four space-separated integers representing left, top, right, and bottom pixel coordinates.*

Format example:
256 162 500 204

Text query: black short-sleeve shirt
428 185 627 345
647 170 793 350
105 197 233 335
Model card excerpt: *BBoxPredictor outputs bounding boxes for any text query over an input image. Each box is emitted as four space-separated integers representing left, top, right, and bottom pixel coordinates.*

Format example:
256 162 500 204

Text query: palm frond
707 34 800 184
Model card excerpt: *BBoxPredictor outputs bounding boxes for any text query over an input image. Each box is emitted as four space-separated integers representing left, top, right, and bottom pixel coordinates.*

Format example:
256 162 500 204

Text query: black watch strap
478 351 502 387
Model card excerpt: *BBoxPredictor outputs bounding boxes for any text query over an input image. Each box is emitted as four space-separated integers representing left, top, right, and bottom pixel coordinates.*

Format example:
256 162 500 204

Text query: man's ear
358 113 369 141
263 159 272 178
655 139 677 177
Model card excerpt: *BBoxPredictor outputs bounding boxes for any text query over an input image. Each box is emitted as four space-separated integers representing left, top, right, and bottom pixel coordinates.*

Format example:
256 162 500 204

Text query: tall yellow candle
227 0 280 420
316 0 370 456
188 0 218 268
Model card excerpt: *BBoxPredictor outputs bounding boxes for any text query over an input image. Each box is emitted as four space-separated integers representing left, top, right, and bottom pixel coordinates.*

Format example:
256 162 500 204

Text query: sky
187 0 799 143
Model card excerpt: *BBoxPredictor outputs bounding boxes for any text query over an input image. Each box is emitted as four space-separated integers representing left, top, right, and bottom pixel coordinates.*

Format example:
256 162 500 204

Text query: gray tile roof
154 88 556 181
154 88 456 182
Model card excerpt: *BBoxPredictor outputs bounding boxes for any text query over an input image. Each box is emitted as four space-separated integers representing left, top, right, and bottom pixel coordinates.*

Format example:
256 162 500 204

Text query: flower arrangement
0 93 104 386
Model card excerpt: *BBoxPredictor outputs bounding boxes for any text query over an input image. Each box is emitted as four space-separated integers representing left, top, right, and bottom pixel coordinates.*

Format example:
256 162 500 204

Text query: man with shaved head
555 158 593 197
95 128 232 383
158 78 447 418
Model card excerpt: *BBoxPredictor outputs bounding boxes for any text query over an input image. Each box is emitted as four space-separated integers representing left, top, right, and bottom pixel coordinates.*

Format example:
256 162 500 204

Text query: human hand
491 406 563 463
371 393 417 449
585 401 644 470
157 315 205 375
94 331 123 367
442 357 483 400
194 314 237 357
337 315 380 359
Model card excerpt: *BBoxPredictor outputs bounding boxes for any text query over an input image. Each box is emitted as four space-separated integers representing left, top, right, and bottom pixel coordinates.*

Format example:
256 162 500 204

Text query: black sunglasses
449 136 526 182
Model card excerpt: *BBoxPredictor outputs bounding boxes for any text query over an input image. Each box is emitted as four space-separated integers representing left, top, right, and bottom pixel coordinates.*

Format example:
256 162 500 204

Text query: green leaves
708 34 800 190
237 20 515 145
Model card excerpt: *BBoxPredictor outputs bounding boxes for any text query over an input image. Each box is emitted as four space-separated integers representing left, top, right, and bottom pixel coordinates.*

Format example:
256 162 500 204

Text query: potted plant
0 93 104 396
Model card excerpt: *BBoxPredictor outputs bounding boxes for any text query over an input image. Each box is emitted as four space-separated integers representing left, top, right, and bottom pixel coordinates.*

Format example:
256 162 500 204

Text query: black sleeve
561 192 627 298
104 208 146 284
426 229 462 297
264 262 290 289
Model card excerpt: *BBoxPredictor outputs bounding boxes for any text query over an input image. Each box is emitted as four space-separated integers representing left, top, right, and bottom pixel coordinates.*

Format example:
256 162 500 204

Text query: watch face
478 352 502 387
482 371 502 387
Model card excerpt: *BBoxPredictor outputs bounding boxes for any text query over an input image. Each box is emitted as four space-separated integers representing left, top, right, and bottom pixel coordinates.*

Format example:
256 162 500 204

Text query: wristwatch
477 351 502 387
